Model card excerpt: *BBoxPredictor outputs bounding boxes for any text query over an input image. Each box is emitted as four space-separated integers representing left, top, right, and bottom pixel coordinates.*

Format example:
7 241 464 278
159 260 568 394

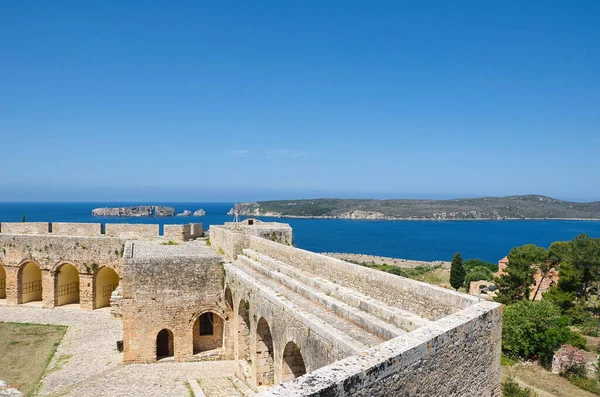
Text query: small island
92 206 175 217
92 206 206 217
230 195 600 220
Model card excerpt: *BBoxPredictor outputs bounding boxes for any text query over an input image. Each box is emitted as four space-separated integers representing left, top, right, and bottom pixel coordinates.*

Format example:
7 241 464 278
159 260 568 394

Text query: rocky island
230 195 600 221
91 206 175 217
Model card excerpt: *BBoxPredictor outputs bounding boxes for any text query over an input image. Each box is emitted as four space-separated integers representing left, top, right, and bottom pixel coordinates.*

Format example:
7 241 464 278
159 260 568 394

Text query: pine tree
494 244 546 305
450 252 466 291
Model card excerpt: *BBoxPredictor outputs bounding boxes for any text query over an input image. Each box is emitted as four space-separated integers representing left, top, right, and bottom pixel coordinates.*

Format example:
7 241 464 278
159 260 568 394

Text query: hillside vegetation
232 195 600 220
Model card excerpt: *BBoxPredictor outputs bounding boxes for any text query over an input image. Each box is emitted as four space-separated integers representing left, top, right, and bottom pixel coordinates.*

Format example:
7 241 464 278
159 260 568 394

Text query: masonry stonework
0 221 501 396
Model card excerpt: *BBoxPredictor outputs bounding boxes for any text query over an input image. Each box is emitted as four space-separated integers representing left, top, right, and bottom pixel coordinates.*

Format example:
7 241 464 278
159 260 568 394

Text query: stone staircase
230 249 431 353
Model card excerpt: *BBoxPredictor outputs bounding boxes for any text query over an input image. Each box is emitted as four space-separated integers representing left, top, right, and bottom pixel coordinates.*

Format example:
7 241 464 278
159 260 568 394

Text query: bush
553 344 586 376
502 300 586 365
463 258 498 273
501 377 537 397
464 266 494 289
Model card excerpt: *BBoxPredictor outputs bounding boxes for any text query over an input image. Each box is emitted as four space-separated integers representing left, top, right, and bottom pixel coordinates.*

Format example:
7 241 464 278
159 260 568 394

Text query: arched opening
19 262 43 304
156 329 174 359
256 317 274 387
95 267 119 309
281 341 307 382
0 265 6 300
237 299 251 375
55 263 80 306
193 311 224 355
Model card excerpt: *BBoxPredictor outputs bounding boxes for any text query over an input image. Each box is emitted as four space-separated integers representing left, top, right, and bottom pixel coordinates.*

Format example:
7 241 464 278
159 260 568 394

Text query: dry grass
0 322 67 396
502 362 598 397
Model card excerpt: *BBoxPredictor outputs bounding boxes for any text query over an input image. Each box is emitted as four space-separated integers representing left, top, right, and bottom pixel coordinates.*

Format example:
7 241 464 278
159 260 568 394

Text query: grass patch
501 377 538 396
0 322 67 397
160 240 179 246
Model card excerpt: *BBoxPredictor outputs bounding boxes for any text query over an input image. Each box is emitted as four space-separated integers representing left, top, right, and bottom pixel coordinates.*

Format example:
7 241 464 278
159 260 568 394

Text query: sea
1 202 600 264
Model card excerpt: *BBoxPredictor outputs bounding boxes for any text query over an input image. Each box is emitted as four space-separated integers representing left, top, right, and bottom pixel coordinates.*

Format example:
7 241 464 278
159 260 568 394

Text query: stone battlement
0 222 203 242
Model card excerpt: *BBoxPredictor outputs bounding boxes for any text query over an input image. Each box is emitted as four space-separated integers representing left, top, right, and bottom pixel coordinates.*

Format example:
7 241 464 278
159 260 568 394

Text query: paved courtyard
0 304 242 397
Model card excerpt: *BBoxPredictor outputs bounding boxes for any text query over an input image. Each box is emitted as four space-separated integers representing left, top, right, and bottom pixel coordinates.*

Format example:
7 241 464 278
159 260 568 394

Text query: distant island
230 195 600 220
92 206 206 217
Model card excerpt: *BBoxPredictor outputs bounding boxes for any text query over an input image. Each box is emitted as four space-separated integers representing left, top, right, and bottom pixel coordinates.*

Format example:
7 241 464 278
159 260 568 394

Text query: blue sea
1 202 600 263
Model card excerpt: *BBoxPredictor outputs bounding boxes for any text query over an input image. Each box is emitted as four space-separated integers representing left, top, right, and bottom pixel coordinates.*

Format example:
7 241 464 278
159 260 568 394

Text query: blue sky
1 1 598 202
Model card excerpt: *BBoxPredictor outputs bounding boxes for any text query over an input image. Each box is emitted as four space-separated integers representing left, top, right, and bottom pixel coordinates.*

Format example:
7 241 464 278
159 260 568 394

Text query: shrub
464 266 494 289
502 300 586 365
463 258 498 273
554 344 586 376
501 377 537 397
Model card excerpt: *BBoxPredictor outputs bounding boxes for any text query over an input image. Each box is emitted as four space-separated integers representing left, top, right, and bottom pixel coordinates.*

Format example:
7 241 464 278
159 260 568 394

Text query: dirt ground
0 322 67 396
502 363 597 397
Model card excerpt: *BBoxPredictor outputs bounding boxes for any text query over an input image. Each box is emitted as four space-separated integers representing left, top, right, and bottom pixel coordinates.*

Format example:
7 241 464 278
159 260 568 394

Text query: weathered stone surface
0 221 501 396
92 206 175 217
177 210 192 216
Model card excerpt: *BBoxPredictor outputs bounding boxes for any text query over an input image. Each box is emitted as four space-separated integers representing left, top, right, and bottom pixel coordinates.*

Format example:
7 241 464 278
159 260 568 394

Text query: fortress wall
322 253 449 269
209 226 475 320
190 223 203 239
52 222 102 236
225 267 357 388
247 236 477 321
0 234 126 309
105 224 159 238
121 251 229 363
163 224 191 242
1 222 49 235
262 301 502 397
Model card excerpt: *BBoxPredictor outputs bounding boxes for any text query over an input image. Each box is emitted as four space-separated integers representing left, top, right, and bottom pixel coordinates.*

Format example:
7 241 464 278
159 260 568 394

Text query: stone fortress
0 219 502 396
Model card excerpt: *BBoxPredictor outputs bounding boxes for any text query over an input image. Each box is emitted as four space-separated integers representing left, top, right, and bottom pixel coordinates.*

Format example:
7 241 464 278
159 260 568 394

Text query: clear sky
1 1 598 202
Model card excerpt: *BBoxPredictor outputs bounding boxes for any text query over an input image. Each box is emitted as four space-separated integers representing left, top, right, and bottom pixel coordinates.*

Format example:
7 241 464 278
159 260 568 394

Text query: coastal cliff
92 206 175 217
230 195 600 221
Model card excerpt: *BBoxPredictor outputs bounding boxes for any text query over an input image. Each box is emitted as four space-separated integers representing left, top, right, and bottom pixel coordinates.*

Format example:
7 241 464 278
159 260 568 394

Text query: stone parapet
105 224 159 238
52 222 102 236
1 222 49 235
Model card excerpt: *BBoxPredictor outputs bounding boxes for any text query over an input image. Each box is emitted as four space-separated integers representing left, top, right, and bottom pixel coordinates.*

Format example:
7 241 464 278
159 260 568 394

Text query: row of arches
0 262 119 309
225 287 307 387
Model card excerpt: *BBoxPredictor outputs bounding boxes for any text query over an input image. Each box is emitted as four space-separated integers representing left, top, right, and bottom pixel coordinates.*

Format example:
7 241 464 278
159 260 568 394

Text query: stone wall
1 222 49 235
210 226 477 321
0 234 125 309
262 302 502 397
323 252 449 269
163 224 191 242
121 242 232 363
105 224 159 238
51 222 102 237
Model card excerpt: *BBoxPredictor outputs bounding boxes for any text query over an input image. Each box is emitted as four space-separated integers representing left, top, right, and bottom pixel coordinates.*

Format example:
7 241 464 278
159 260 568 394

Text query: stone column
5 266 19 306
79 274 94 310
42 269 55 308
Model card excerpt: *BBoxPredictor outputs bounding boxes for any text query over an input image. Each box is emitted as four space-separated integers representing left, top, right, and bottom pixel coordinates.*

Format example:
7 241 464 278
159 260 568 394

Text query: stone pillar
5 266 19 306
79 274 94 310
175 325 193 362
42 269 56 308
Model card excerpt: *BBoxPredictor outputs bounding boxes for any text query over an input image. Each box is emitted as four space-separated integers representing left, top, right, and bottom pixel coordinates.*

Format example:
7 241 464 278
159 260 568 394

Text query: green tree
464 266 494 290
450 252 465 290
21 214 26 222
502 300 586 366
495 244 547 305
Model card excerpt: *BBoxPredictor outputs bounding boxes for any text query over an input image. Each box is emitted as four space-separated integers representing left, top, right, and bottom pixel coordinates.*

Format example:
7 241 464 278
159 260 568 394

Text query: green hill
231 195 600 220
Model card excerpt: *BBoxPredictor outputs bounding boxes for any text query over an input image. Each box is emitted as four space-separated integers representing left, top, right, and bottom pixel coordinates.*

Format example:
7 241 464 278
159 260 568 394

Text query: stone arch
18 261 43 304
237 299 251 376
55 263 80 306
156 328 174 359
95 267 119 309
255 317 275 387
281 341 307 382
225 287 234 316
192 310 225 355
0 263 6 299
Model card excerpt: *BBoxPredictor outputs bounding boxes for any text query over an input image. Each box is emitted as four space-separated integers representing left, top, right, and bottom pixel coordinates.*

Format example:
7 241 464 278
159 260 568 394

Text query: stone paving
0 305 239 397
